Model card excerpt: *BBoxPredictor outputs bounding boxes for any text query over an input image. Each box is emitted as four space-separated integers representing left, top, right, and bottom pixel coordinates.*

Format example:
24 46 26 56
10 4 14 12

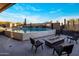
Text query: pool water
13 27 52 33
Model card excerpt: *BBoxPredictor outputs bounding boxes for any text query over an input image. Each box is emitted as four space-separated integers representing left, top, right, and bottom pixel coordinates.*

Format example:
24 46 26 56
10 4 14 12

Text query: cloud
0 12 27 22
14 5 24 11
49 9 61 14
25 5 42 12
51 15 79 23
13 4 42 12
1 8 79 24
0 12 45 23
26 15 79 23
67 3 76 6
61 16 79 20
21 15 53 23
26 15 45 23
12 4 24 11
31 7 41 11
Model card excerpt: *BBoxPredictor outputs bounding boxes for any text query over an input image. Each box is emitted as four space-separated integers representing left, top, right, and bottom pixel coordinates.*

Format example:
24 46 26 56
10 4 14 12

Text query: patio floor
0 35 79 56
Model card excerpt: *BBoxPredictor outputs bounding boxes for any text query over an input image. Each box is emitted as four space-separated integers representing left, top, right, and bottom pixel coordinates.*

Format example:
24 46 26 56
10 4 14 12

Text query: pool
13 27 52 33
7 29 55 40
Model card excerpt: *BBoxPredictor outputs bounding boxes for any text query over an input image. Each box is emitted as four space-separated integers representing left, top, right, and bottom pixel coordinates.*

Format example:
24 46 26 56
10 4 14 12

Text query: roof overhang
0 3 15 13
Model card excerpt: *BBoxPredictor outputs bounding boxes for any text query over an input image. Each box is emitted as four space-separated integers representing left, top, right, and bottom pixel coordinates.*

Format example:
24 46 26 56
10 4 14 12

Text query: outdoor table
44 36 65 48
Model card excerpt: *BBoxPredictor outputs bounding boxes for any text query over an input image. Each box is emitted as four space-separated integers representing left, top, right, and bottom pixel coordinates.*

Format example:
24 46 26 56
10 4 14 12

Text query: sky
0 3 79 23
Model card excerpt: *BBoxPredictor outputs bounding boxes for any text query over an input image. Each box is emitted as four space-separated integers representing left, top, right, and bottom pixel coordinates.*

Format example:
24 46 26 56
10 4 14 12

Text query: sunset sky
0 3 79 23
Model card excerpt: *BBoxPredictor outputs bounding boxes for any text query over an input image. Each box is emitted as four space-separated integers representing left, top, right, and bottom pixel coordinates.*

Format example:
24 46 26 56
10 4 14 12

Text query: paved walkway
0 35 79 56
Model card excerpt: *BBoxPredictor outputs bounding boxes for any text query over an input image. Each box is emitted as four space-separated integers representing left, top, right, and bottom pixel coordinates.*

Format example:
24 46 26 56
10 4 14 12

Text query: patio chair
53 44 74 56
67 35 79 44
30 38 43 53
73 36 78 44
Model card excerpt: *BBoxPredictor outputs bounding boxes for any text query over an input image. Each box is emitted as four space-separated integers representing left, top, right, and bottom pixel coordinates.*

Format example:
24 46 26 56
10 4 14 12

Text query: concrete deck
0 35 79 56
